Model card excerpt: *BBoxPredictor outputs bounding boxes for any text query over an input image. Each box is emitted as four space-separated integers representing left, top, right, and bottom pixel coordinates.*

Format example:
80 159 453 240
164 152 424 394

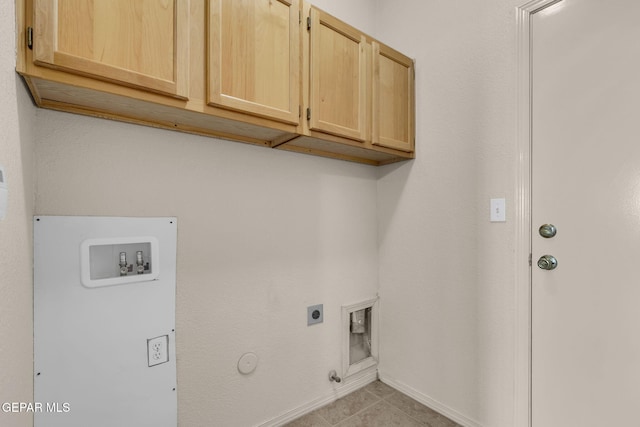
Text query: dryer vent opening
349 307 372 365
342 298 378 379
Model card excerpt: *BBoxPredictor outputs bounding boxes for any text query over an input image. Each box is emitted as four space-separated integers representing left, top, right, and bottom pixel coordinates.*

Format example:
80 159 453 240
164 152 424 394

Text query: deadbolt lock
539 224 557 238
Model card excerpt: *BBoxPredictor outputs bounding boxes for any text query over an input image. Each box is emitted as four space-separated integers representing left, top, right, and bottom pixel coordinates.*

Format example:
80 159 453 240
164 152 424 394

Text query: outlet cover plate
490 198 506 222
147 335 169 367
307 304 323 326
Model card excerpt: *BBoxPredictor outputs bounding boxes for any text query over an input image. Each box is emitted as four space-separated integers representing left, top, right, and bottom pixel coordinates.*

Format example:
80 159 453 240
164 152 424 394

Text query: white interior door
531 0 640 425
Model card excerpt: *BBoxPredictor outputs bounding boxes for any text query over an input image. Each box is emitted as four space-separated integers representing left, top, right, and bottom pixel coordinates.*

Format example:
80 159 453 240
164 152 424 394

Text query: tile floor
284 380 462 427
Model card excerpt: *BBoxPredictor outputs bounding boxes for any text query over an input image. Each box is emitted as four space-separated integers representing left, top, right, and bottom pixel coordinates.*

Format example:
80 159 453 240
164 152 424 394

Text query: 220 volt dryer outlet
307 304 323 325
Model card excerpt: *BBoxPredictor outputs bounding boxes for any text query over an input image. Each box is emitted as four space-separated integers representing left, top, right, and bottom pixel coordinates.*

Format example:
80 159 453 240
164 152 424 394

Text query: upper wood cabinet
280 3 414 165
372 41 415 153
307 7 367 141
208 0 300 125
18 0 415 165
32 0 189 99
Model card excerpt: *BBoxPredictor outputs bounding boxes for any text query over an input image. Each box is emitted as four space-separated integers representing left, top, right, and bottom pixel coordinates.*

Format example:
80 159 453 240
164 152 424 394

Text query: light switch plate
490 198 506 222
0 165 7 220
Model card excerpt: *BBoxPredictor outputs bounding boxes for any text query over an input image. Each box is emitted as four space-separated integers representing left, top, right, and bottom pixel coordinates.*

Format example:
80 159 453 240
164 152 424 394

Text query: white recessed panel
80 236 159 287
34 216 177 427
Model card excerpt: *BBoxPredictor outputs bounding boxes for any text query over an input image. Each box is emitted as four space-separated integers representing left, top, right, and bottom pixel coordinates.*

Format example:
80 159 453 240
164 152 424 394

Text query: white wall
1 0 528 426
308 0 376 35
375 1 520 426
32 2 378 417
34 114 378 427
0 2 36 427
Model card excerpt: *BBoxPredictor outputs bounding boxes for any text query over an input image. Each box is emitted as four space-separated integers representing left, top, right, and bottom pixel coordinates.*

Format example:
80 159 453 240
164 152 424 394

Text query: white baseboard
377 372 483 427
258 369 378 427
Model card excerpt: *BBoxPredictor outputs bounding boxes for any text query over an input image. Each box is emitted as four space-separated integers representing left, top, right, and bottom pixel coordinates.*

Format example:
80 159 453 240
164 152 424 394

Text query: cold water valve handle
119 252 128 276
136 251 145 274
329 370 341 383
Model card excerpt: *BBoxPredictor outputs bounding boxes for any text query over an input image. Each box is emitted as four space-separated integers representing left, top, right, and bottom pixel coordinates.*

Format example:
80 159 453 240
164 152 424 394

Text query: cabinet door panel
208 0 299 125
309 7 367 142
33 0 189 99
372 42 414 152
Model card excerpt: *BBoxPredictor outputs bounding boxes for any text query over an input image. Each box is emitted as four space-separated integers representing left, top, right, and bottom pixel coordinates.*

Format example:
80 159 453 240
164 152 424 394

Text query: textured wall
4 0 530 425
26 0 378 425
0 1 36 427
376 1 521 426
308 0 376 35
33 112 378 426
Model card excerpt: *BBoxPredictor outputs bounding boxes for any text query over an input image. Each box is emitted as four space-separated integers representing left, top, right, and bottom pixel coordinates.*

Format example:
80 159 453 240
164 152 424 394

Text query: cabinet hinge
306 108 311 120
528 253 532 266
298 105 302 118
27 27 33 50
299 10 302 24
307 16 311 30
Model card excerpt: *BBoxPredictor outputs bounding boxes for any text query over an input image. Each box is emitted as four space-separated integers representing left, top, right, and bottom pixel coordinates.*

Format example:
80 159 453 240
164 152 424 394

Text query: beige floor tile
313 388 380 425
283 380 462 427
362 380 396 399
335 401 425 427
284 412 332 427
384 392 461 427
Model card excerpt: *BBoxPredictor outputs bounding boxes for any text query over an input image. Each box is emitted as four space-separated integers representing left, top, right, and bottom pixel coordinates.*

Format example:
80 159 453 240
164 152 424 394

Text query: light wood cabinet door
372 42 415 152
32 0 189 99
308 7 367 142
208 0 300 125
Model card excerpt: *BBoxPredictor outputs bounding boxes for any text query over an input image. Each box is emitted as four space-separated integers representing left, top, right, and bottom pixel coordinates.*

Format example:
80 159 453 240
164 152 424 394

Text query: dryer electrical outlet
34 216 177 427
307 304 324 325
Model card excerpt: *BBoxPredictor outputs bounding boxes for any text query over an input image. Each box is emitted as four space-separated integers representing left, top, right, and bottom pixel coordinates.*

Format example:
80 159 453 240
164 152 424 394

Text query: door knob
537 255 558 270
539 224 557 238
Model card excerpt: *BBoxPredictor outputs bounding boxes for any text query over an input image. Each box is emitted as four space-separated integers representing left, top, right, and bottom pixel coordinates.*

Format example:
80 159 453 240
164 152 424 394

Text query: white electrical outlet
147 335 169 367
